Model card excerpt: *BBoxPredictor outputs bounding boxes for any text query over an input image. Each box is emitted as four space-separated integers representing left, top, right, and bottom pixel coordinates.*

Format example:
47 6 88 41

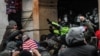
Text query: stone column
33 0 40 42
0 0 8 43
22 0 33 39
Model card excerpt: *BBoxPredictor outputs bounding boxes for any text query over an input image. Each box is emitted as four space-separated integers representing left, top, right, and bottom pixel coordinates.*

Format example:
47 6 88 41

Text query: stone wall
22 0 34 39
0 0 8 43
39 6 58 36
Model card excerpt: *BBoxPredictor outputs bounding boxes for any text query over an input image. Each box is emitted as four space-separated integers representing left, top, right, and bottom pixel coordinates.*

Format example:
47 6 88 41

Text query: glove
47 19 51 24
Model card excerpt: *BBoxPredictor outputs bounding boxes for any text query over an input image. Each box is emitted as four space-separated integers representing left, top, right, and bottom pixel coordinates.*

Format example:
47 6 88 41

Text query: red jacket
95 30 100 49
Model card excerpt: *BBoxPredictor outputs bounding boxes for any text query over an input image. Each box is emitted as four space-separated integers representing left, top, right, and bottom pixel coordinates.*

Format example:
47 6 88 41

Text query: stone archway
58 0 99 31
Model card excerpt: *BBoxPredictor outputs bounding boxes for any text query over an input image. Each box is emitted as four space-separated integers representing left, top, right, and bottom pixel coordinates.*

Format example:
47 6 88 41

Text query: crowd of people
45 15 98 56
0 15 99 56
2 0 100 56
0 20 41 56
0 8 100 56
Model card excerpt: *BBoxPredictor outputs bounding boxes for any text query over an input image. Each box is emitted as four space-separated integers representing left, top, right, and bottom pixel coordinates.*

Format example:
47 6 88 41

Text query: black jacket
59 45 97 56
7 30 22 42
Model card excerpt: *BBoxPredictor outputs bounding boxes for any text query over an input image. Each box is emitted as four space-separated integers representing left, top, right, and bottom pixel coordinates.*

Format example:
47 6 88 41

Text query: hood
65 26 85 47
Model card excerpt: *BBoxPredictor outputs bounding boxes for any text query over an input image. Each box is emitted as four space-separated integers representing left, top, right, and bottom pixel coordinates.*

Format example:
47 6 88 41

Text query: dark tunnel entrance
57 0 99 31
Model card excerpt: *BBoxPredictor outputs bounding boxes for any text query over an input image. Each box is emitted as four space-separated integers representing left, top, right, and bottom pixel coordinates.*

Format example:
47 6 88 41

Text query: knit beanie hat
9 20 17 26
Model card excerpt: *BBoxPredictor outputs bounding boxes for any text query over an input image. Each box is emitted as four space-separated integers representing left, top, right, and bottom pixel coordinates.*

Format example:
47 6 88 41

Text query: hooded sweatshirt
65 26 85 47
59 26 97 56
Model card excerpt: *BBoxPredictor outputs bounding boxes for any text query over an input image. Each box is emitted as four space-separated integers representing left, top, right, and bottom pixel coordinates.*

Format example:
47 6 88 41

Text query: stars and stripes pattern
22 39 38 51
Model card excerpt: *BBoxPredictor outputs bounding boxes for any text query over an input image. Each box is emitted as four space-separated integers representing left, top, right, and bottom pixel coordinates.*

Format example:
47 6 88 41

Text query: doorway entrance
57 0 98 31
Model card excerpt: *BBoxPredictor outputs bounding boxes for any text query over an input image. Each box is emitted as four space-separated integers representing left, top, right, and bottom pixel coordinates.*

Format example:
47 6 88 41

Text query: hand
47 19 51 24
12 51 20 56
32 49 41 56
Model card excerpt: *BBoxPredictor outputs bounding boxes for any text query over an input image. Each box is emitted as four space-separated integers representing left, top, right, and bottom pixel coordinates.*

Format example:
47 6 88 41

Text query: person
7 30 22 42
95 30 100 56
40 35 48 42
3 20 18 42
5 0 22 30
0 41 17 56
59 26 97 56
22 34 38 50
47 19 70 36
22 34 41 56
0 20 18 52
79 15 95 43
63 14 68 23
39 41 51 56
95 30 100 49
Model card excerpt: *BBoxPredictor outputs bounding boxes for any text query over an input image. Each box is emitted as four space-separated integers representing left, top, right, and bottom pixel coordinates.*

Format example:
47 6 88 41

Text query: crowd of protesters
0 8 100 56
0 20 41 56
